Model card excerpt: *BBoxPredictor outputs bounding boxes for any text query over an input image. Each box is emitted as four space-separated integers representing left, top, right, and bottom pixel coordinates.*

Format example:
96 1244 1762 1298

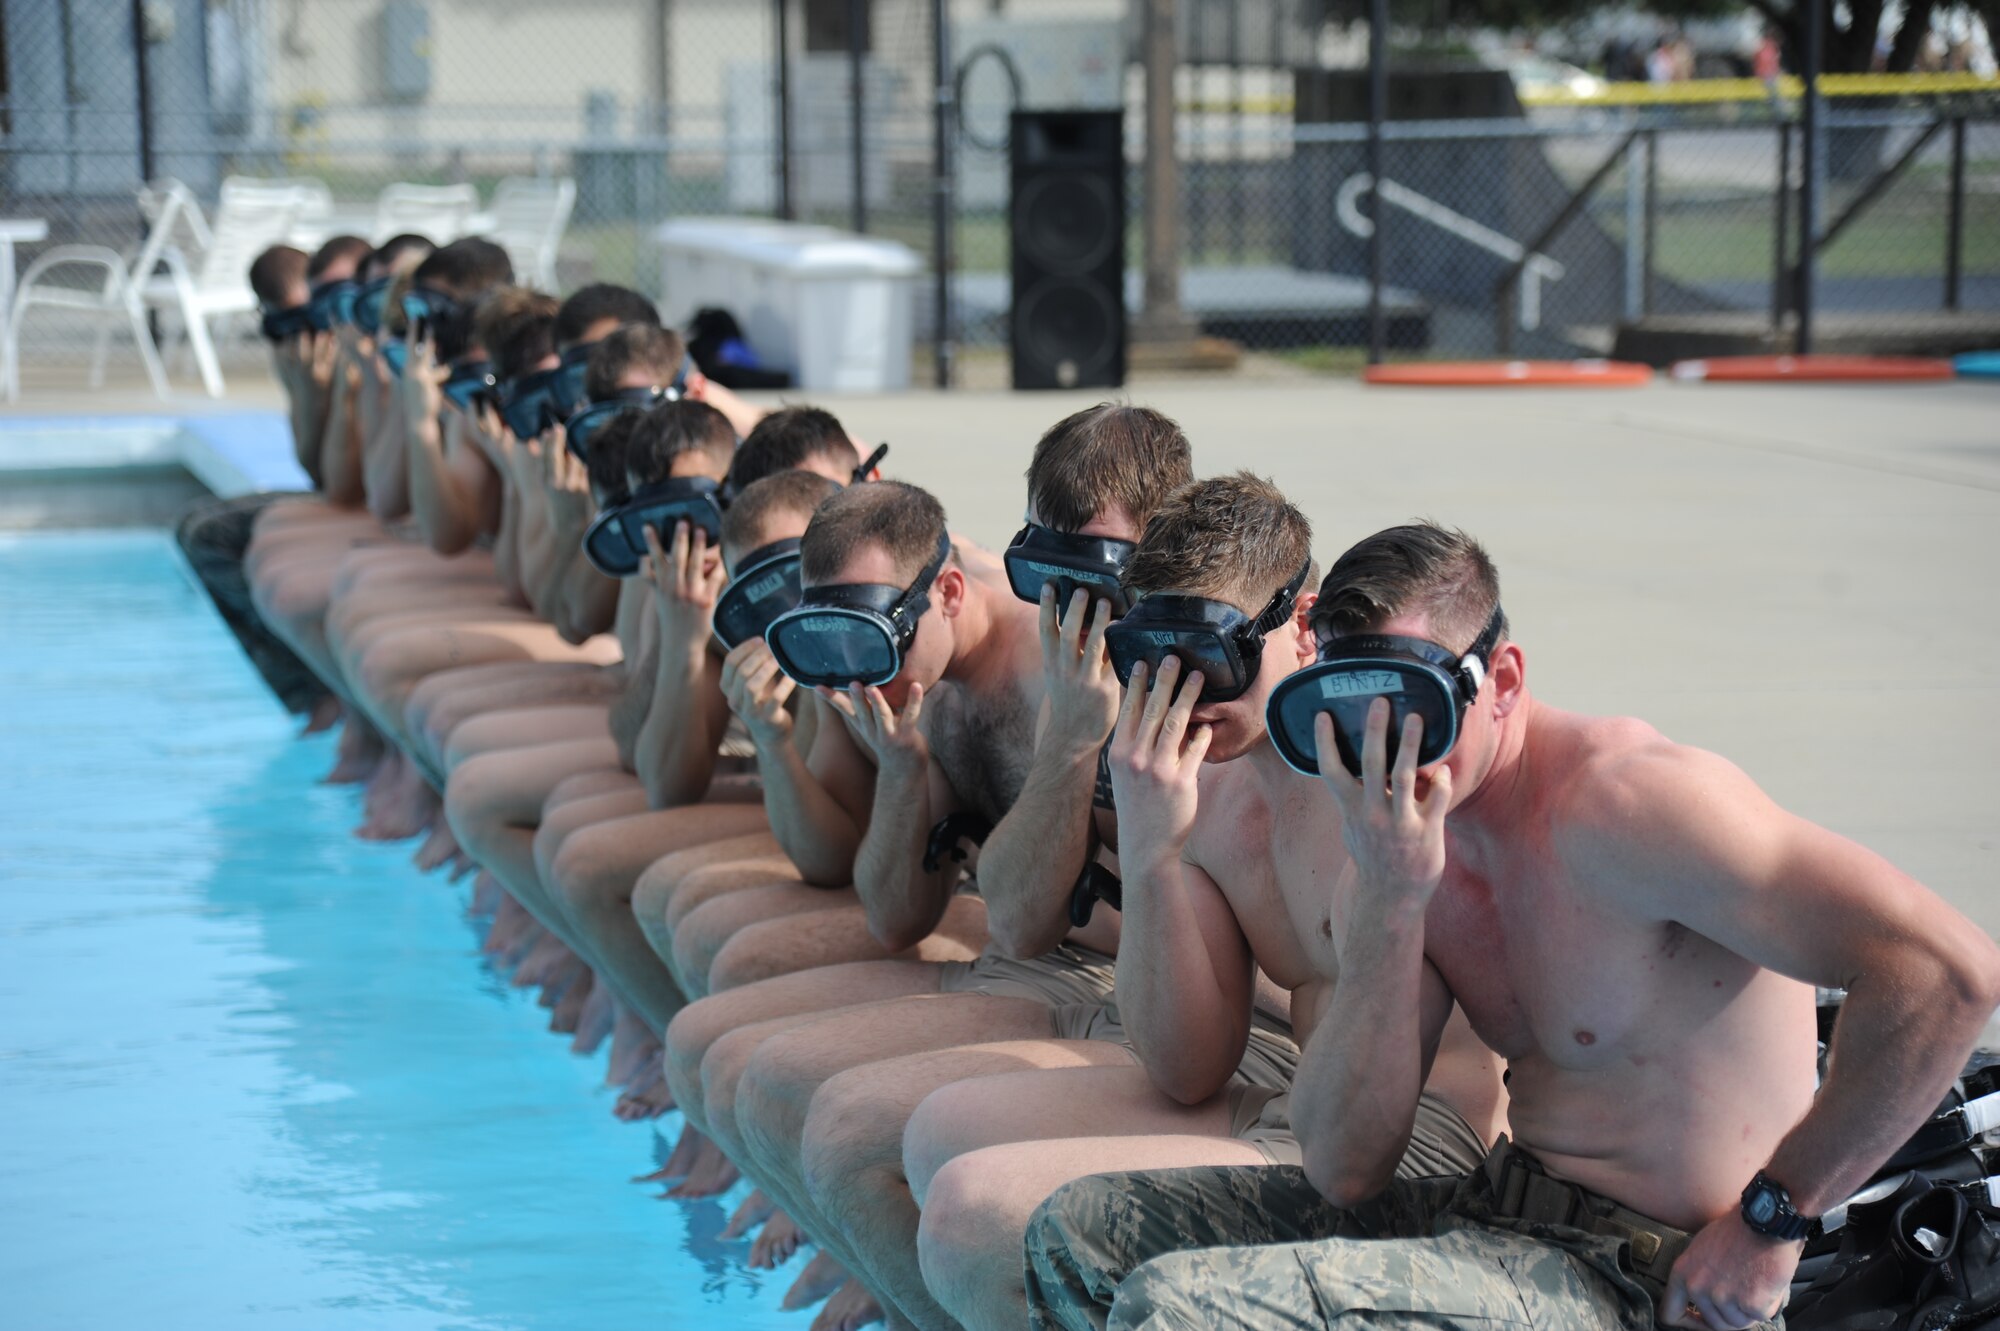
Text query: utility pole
1135 0 1197 346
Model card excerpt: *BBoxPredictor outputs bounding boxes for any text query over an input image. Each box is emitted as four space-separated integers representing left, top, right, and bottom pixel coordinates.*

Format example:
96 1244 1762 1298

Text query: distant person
1754 29 1783 86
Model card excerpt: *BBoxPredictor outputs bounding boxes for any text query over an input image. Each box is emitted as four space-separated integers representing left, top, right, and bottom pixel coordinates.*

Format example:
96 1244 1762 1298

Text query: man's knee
547 822 629 917
664 996 734 1114
700 1023 773 1132
917 1153 1019 1312
798 1065 905 1210
707 915 805 993
903 1079 982 1203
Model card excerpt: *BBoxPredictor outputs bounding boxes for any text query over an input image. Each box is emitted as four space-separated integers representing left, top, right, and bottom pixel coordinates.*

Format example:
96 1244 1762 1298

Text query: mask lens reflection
769 614 896 686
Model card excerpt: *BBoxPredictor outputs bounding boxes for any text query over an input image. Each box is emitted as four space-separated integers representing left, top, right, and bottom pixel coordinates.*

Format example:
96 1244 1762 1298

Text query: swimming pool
0 530 794 1330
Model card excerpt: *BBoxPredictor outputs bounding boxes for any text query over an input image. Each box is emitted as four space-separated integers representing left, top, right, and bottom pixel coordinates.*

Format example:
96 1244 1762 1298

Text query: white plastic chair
5 184 196 400
373 182 479 244
141 184 305 396
479 176 576 289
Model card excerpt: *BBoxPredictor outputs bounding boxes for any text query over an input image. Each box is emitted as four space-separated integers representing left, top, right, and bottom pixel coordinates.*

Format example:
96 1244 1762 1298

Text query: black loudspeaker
1010 109 1125 391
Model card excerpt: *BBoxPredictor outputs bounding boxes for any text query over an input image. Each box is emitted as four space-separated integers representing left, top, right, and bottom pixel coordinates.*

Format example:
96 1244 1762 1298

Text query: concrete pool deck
6 373 1997 934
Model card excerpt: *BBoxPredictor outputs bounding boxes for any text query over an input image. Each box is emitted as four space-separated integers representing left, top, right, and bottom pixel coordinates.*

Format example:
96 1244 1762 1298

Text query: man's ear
1488 641 1526 720
935 565 967 618
1290 591 1318 665
685 368 710 401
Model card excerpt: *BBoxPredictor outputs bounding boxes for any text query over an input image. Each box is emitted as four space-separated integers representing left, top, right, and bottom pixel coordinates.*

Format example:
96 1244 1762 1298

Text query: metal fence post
129 0 156 189
849 0 867 233
1799 0 1823 354
1624 136 1644 322
1642 129 1658 316
1945 115 1965 311
1365 0 1387 365
930 0 954 388
1772 121 1791 332
775 0 793 220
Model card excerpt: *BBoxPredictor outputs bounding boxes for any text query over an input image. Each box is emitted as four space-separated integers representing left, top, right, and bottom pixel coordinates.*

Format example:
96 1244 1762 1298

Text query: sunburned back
1424 708 1819 1230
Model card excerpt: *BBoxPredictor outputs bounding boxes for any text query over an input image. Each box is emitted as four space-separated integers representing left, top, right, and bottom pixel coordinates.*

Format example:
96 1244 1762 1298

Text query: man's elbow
1939 930 2000 1032
1302 1144 1393 1210
986 900 1064 962
867 910 932 956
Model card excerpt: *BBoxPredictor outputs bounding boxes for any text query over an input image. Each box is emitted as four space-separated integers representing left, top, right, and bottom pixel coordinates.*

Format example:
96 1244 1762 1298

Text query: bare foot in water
470 871 502 920
501 920 546 971
633 1119 707 1182
513 931 571 988
412 813 460 872
811 1279 886 1331
570 977 614 1055
614 1051 675 1121
447 851 478 884
548 963 595 1033
325 712 384 784
663 1131 740 1199
748 1207 806 1268
355 750 440 841
301 694 344 736
721 1189 776 1241
605 1004 657 1087
782 1252 851 1310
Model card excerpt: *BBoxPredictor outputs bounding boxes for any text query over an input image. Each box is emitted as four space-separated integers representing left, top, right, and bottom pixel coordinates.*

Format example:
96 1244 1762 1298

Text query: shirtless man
1026 521 2000 1331
890 477 1503 1331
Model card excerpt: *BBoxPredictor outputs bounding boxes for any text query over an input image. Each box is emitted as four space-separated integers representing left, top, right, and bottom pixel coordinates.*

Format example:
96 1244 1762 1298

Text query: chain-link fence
1 0 1994 387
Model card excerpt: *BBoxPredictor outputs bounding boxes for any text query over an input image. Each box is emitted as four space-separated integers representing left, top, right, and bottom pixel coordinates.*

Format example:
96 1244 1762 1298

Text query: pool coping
0 409 308 499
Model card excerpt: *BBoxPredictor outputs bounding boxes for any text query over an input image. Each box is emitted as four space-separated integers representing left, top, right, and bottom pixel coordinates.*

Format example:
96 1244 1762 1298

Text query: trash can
654 218 922 394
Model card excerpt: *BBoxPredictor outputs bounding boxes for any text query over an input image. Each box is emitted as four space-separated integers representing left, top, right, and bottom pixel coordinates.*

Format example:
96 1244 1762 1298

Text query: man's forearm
1293 904 1432 1205
1115 854 1248 1103
978 738 1099 959
321 384 366 508
1769 950 2000 1217
637 638 723 807
854 763 948 952
608 648 654 770
407 419 478 554
758 738 860 887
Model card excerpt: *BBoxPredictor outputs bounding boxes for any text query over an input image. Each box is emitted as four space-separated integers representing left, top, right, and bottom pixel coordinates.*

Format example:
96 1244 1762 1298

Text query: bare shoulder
1541 707 1777 887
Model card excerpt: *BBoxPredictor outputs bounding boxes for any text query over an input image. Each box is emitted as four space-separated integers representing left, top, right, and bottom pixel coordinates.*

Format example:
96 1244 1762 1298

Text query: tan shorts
1047 1000 1302 1087
937 943 1119 1009
1225 1085 1486 1174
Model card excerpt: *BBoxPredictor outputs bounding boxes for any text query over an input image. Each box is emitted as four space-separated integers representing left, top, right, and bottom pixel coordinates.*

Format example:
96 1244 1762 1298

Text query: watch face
1748 1191 1777 1224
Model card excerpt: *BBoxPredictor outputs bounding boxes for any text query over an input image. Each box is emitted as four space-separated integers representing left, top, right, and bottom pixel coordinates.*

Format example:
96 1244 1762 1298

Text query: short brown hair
586 324 687 400
307 234 373 281
472 287 560 380
1026 403 1194 532
729 407 857 491
624 399 735 486
1311 522 1506 653
248 245 308 307
722 470 841 561
1123 471 1313 615
801 481 949 586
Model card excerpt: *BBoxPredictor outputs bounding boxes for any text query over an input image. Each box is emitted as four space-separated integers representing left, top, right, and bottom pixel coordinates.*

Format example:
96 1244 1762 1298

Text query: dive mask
497 364 565 440
712 539 805 652
1266 602 1505 778
580 476 726 579
306 278 360 332
353 276 394 337
764 529 952 689
260 302 312 343
1004 522 1136 616
441 356 498 412
563 371 685 462
1104 559 1311 705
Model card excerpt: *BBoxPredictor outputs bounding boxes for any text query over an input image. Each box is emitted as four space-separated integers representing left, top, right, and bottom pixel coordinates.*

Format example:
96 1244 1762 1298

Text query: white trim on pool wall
0 411 308 499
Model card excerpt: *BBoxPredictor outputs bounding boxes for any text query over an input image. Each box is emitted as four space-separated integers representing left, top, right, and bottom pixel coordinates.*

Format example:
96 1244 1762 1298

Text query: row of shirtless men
186 231 2000 1331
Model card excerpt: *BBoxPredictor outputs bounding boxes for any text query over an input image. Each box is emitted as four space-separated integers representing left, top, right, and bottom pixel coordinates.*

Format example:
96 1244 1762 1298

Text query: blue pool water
0 530 793 1330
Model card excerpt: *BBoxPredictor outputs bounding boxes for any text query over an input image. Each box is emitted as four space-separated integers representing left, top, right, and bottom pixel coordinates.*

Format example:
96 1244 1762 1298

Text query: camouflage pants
1026 1143 1785 1331
174 492 328 716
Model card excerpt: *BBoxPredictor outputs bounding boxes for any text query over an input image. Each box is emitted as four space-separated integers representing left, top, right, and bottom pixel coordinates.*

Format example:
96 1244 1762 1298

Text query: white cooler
654 218 922 394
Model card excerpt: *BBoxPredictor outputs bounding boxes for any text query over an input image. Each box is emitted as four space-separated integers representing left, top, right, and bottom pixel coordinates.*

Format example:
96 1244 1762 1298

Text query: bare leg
908 1065 1261 1331
544 803 771 1030
702 896 989 994
442 704 613 771
798 1037 1140 1329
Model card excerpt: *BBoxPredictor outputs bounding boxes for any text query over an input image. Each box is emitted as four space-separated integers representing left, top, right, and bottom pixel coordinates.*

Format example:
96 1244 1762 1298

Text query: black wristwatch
1740 1171 1819 1242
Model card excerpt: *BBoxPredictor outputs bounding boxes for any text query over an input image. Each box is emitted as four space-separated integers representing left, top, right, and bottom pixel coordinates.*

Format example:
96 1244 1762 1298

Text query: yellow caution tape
1521 72 2000 106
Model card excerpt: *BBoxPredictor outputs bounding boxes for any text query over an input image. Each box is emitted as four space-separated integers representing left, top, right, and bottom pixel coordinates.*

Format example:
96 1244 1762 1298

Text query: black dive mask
563 364 687 462
498 364 565 440
765 530 952 689
1004 522 1136 617
306 279 360 332
713 539 805 652
581 476 726 579
1104 560 1311 706
353 276 394 337
260 302 311 343
548 340 597 427
399 285 462 342
381 339 408 378
1266 603 1505 778
441 356 497 411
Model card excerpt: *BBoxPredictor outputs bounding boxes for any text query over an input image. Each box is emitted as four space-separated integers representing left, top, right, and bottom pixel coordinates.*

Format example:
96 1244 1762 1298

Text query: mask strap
887 529 953 629
853 442 889 484
1456 602 1506 701
1249 557 1314 637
